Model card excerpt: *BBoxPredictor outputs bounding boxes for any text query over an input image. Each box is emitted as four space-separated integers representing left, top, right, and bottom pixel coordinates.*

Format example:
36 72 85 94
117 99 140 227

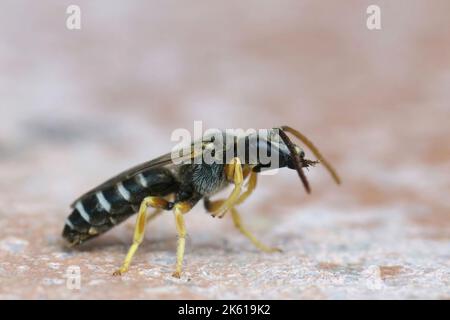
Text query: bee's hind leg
172 201 193 278
113 196 171 276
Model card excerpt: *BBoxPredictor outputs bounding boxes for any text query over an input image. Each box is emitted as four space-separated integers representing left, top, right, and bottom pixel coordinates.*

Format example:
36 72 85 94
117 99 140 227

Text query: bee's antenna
278 128 311 194
281 126 341 185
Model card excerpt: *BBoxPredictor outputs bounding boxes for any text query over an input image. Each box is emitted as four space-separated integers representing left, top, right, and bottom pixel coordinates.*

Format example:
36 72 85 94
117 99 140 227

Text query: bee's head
251 128 319 193
282 145 315 169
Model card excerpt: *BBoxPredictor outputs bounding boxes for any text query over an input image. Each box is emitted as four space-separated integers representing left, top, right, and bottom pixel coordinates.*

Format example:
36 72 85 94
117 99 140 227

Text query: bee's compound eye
294 145 304 157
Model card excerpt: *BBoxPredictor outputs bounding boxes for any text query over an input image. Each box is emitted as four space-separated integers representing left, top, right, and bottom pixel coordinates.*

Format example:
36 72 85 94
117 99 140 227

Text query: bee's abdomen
63 168 178 245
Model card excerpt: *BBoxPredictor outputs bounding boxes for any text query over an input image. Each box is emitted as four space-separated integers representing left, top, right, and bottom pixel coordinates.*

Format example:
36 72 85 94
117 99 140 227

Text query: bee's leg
146 194 175 223
127 209 162 231
230 170 257 207
230 207 282 253
210 157 244 217
146 208 163 223
204 171 280 252
113 197 171 276
126 198 168 232
205 170 257 218
205 200 281 253
171 202 192 278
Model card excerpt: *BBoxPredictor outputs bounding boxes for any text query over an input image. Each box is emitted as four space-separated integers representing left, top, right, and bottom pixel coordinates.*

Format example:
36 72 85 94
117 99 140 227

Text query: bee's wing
70 149 198 207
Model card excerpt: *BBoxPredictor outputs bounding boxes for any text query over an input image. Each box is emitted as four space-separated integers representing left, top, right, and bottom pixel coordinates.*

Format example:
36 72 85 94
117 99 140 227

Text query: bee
63 125 340 278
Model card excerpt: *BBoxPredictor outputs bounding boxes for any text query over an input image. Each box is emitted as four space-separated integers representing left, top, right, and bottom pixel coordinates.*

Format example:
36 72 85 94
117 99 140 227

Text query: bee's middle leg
113 196 171 276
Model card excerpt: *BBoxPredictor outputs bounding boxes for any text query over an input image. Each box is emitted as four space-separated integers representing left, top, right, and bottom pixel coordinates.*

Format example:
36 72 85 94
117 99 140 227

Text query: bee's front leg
205 199 281 253
205 170 256 218
207 157 244 218
204 170 281 253
230 207 282 253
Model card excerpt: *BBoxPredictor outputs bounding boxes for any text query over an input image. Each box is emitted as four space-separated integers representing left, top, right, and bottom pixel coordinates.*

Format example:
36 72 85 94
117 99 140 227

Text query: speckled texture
0 0 449 299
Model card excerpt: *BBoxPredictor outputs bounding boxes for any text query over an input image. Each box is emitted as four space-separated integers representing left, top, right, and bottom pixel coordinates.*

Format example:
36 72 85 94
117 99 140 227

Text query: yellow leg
205 168 281 253
126 208 162 231
113 197 170 276
231 207 281 253
206 171 257 218
210 157 244 217
234 171 257 206
205 198 281 253
146 209 162 223
172 202 191 278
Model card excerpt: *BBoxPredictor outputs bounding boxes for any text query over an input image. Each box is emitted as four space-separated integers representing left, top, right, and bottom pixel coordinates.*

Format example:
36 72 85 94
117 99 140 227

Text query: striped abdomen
63 167 178 245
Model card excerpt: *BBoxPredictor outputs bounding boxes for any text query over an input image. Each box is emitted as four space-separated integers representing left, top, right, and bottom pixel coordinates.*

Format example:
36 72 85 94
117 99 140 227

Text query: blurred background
0 0 449 299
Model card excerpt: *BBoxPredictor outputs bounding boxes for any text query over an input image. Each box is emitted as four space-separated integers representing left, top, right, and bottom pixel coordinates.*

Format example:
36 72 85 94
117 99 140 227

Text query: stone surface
0 1 449 299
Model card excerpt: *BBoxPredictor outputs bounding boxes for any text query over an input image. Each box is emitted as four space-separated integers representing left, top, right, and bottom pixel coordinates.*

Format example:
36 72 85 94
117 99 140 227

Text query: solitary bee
63 125 340 278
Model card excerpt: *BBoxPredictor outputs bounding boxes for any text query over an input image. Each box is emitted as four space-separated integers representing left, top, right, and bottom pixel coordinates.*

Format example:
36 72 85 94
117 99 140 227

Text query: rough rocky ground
0 1 449 299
